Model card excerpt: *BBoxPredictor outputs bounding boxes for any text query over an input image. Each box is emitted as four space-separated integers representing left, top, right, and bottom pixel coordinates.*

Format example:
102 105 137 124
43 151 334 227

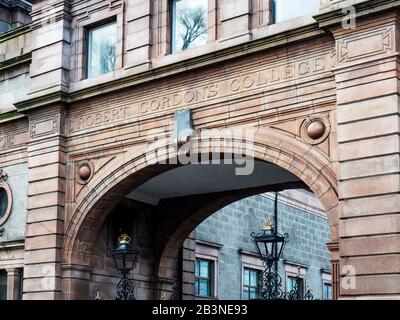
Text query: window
171 0 208 53
195 258 213 297
87 21 117 78
0 270 6 300
287 276 304 298
243 268 261 300
323 283 332 300
0 187 8 219
273 0 320 23
321 271 332 300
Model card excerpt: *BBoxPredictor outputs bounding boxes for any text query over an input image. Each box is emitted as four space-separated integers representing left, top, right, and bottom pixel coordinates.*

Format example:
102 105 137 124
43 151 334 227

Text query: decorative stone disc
78 164 92 181
306 120 326 140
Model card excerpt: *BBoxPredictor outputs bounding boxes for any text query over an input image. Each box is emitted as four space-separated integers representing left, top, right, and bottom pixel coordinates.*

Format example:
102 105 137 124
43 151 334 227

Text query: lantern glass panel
111 242 139 272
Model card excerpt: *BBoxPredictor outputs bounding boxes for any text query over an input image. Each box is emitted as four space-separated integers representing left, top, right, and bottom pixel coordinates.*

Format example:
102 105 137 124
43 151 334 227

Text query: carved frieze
0 131 28 151
0 135 12 151
29 115 60 139
66 48 335 135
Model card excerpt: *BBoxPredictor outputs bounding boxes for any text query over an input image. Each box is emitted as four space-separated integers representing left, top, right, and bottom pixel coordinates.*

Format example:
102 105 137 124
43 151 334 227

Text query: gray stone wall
195 191 331 300
0 163 28 242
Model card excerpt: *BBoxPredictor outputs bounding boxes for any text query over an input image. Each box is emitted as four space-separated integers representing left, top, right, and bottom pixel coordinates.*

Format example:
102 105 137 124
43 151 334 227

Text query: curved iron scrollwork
304 283 314 301
116 271 136 300
259 264 285 300
257 262 314 301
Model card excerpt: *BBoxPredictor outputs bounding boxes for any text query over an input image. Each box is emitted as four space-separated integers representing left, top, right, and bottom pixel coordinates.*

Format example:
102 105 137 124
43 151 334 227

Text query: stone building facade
193 190 332 300
0 0 399 300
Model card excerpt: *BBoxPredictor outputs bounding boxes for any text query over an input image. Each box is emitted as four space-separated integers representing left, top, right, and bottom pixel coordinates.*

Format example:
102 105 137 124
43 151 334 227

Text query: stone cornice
314 0 400 28
196 239 223 249
326 240 339 252
0 52 31 70
14 88 69 112
0 110 25 123
30 0 71 30
261 191 326 218
0 0 31 11
0 24 30 42
0 238 24 250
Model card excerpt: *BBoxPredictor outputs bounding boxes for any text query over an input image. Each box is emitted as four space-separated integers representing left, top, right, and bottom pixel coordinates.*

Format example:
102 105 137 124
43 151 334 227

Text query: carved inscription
138 54 331 115
68 107 131 133
230 56 327 91
139 84 219 115
67 50 334 134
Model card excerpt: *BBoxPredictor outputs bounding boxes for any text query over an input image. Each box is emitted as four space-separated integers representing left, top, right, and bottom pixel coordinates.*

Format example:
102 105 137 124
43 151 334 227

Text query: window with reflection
87 21 117 78
243 268 261 300
274 0 320 23
171 0 208 53
195 258 213 297
287 276 304 297
323 283 333 300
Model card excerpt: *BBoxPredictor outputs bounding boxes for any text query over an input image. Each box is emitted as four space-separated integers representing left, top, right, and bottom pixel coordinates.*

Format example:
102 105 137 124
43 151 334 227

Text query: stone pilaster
62 264 93 300
6 268 21 300
23 105 66 300
332 11 400 298
125 0 152 71
181 235 195 300
219 0 252 43
327 241 340 300
28 0 71 96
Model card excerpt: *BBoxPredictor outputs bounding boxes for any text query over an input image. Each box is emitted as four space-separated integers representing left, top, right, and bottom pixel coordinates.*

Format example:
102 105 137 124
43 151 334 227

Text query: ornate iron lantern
252 219 286 266
251 193 314 300
110 233 139 300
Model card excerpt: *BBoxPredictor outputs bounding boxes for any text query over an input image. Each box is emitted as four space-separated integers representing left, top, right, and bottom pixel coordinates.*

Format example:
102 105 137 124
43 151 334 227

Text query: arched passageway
62 128 338 300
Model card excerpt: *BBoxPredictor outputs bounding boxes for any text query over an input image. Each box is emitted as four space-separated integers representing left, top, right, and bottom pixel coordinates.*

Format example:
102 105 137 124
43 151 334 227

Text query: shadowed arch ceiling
127 160 301 205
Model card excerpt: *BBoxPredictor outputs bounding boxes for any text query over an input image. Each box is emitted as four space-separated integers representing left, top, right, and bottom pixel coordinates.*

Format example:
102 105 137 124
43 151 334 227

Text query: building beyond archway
190 190 332 300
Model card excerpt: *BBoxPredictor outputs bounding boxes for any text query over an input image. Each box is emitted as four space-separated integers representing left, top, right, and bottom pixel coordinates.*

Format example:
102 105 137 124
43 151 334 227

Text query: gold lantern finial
118 233 132 245
262 219 274 231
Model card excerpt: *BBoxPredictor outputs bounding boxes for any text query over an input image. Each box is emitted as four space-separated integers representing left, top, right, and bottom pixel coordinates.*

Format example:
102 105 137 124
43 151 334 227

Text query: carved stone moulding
77 161 93 184
0 169 13 227
300 116 330 145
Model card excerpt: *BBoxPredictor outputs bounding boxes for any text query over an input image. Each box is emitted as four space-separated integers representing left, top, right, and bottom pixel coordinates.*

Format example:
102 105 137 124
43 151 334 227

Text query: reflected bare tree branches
178 6 207 51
